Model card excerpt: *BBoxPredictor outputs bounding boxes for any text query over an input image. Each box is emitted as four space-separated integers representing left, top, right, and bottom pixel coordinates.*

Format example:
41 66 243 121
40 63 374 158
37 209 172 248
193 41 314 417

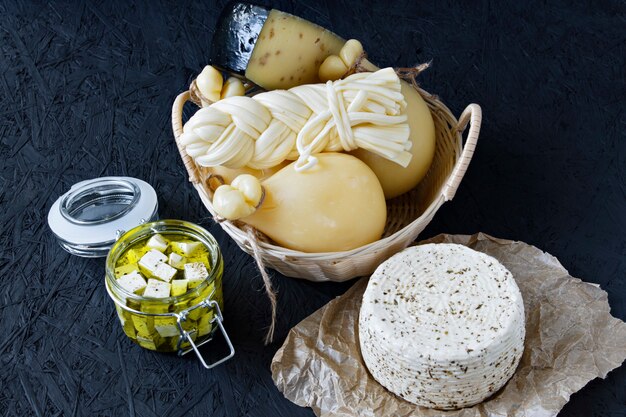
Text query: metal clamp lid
48 176 158 257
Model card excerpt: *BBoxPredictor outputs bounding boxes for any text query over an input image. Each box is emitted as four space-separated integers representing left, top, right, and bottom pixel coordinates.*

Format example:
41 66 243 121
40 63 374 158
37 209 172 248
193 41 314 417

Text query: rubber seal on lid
48 176 158 258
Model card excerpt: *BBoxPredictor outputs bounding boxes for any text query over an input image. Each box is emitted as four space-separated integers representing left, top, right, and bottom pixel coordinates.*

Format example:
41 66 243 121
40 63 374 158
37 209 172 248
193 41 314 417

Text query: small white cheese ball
196 65 223 104
212 174 263 220
339 39 363 67
221 77 246 99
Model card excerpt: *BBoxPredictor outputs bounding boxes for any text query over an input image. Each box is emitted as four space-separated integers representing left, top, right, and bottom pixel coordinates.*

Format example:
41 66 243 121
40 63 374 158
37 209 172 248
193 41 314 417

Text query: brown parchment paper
271 233 626 417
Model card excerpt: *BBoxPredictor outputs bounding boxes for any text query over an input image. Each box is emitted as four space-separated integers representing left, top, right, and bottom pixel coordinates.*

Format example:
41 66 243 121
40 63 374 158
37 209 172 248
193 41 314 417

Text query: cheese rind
359 244 525 409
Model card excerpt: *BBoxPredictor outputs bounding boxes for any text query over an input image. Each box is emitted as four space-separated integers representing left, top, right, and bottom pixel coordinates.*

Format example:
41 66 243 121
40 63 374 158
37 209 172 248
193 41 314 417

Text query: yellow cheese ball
352 81 436 199
244 153 387 253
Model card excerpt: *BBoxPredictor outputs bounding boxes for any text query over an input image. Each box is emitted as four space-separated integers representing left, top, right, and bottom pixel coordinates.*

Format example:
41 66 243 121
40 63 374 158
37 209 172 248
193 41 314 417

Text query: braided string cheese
180 68 412 171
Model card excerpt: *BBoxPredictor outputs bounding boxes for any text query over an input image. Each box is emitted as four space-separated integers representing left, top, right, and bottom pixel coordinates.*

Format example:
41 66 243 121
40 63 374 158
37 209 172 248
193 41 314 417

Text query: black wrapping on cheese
209 2 269 75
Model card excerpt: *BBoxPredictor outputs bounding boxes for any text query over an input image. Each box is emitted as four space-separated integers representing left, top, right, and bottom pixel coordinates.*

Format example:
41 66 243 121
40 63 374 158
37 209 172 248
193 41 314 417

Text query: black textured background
1 0 624 416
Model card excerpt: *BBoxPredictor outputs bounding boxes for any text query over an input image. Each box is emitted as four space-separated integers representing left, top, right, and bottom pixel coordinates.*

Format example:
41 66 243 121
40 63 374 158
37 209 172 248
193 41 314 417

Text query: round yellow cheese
352 81 436 199
245 153 386 252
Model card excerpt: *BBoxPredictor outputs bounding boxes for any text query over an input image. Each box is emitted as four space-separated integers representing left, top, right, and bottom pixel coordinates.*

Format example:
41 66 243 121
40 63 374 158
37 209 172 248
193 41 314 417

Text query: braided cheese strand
180 67 411 171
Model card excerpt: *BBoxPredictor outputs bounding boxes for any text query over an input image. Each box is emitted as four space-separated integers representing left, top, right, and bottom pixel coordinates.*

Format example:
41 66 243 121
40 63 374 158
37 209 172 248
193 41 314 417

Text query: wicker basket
171 86 481 282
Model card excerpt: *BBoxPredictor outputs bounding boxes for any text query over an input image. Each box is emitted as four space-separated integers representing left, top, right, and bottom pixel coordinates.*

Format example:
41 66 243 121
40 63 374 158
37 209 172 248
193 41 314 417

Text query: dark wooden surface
1 0 624 416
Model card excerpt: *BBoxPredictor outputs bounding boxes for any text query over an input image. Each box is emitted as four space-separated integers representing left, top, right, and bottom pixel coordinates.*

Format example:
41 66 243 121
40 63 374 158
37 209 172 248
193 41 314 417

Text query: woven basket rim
205 184 445 259
171 83 481 261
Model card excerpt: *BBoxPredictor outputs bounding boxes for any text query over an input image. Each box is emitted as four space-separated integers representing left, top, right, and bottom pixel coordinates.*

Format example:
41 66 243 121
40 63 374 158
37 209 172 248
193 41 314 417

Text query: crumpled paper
271 233 626 417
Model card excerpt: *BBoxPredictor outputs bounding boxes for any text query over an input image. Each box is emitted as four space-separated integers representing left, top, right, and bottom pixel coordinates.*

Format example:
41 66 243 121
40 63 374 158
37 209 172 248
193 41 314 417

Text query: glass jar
49 177 234 368
104 219 234 368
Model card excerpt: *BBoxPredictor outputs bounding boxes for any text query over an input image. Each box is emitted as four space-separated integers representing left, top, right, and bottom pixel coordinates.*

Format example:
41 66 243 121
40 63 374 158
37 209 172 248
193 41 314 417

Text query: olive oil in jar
106 222 224 353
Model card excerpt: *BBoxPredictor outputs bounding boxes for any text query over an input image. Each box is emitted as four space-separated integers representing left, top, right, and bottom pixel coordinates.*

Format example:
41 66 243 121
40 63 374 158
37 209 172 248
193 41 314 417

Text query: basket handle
442 103 482 201
171 91 201 184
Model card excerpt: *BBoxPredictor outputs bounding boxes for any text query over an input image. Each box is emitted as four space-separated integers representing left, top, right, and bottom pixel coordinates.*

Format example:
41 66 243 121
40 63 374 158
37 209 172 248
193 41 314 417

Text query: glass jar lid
48 176 158 257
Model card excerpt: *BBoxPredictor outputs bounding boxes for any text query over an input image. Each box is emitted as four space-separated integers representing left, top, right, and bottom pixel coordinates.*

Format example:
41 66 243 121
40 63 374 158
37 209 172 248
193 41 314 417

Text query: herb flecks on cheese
359 244 525 410
184 262 209 289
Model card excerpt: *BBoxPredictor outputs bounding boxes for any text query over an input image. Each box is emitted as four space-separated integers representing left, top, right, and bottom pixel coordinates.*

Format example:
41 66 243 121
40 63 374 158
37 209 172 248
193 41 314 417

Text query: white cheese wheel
359 244 525 409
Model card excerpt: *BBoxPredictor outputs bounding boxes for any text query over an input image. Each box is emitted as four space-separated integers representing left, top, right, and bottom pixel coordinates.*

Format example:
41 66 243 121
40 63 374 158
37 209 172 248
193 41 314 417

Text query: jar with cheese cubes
48 177 234 368
105 220 234 368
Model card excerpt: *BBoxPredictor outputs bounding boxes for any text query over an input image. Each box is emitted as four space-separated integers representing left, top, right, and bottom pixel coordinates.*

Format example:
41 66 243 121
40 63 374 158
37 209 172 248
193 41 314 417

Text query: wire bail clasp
175 299 235 369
